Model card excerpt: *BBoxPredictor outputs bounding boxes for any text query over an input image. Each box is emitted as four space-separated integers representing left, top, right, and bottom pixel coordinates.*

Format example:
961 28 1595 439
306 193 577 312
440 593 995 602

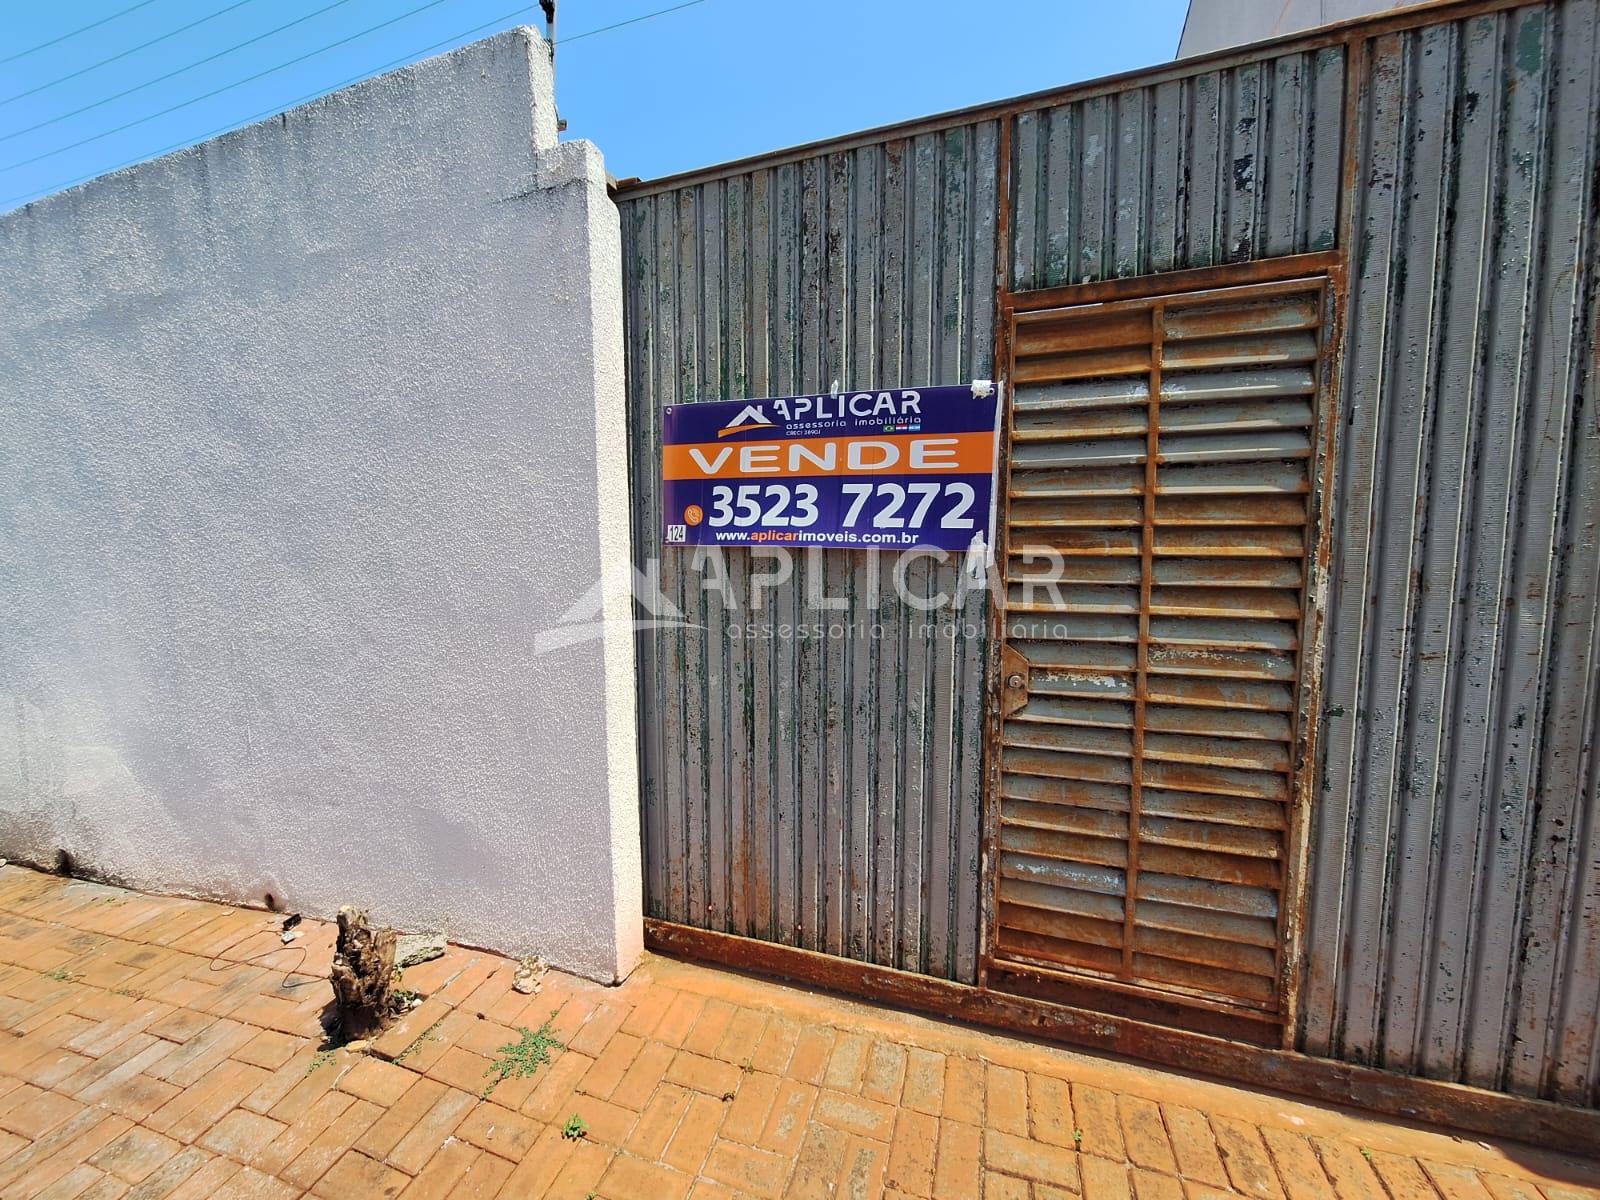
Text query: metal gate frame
640 0 1600 1143
978 250 1349 1051
648 238 1599 1141
645 215 1598 1137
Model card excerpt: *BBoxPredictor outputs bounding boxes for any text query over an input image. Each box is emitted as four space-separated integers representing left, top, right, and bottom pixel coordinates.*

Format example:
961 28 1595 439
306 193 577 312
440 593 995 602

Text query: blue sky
0 1 1188 211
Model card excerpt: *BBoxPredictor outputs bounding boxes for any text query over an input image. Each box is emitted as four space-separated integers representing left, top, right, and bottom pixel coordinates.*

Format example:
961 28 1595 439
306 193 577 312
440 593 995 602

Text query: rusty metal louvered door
985 270 1334 1047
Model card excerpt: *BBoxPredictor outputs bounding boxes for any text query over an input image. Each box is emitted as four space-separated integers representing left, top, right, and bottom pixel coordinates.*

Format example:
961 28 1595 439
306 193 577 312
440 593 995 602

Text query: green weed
394 1016 445 1064
482 1018 561 1098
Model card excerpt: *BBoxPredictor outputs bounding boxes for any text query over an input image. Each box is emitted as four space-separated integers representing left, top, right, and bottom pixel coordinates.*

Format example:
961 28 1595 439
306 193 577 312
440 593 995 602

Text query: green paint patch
1515 12 1545 74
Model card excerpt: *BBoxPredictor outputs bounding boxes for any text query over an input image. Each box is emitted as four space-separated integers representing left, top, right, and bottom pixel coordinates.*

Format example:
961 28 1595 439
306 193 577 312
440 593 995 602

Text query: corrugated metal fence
1305 0 1600 1105
1010 46 1343 289
621 122 1000 981
619 0 1600 1106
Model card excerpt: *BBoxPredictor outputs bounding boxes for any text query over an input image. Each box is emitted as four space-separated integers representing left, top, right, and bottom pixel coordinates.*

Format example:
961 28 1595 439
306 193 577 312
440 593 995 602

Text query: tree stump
330 906 406 1039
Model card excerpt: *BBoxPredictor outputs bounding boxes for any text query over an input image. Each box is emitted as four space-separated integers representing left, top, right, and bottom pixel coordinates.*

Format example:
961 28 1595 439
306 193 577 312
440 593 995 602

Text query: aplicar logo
716 404 774 438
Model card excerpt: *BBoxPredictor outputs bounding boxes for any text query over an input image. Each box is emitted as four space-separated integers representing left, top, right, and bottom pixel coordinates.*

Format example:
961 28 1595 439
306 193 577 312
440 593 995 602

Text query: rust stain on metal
1286 24 1364 1059
1006 254 1342 315
1001 645 1031 718
979 111 1017 993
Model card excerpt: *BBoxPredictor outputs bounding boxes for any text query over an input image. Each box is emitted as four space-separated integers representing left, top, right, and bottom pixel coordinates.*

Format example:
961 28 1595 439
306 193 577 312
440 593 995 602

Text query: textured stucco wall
0 29 643 983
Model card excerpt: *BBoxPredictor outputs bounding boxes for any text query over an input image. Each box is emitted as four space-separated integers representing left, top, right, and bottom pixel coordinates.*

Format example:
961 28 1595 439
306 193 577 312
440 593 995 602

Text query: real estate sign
660 383 1001 551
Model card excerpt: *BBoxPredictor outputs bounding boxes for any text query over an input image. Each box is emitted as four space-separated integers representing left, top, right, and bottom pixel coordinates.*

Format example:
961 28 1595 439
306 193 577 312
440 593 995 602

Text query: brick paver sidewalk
0 867 1595 1200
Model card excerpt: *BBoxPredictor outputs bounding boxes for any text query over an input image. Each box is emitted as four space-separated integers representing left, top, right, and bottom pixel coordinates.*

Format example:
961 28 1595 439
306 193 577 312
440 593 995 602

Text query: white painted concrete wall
0 28 643 984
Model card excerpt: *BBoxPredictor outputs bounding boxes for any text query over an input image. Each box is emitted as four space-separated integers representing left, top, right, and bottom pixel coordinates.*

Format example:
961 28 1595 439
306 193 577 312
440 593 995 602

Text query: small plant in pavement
482 1018 561 1098
395 1016 445 1063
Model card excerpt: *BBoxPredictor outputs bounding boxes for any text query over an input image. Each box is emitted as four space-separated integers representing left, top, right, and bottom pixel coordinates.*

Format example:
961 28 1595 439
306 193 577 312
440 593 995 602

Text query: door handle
1001 646 1029 717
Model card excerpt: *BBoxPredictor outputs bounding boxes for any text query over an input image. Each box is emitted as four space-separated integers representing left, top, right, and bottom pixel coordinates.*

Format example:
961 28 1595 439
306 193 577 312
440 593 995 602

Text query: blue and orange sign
661 384 1001 550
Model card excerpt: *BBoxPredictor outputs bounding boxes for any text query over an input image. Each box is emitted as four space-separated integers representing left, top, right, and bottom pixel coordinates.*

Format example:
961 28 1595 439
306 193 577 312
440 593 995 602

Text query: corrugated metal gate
622 123 999 980
987 269 1333 1045
623 0 1600 1120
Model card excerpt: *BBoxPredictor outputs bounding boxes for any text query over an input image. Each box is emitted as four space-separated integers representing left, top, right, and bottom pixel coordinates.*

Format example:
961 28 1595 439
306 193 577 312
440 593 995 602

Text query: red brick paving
0 867 1596 1200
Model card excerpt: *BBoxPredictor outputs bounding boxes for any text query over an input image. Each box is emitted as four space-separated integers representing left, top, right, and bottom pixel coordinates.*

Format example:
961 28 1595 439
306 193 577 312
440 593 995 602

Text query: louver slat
995 278 1324 1028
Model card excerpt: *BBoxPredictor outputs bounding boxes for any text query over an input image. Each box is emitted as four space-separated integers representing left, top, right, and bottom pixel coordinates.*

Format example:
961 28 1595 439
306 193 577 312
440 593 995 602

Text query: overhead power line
0 0 455 169
1 0 711 208
0 0 261 108
0 0 362 146
0 0 162 67
557 0 705 45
